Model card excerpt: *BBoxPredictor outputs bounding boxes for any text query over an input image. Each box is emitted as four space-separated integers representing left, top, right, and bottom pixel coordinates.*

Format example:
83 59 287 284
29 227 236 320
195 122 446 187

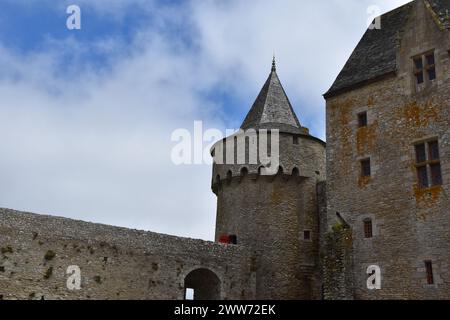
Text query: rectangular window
293 136 299 145
304 230 311 240
361 159 371 177
358 112 368 128
415 140 442 188
425 261 434 285
364 220 373 238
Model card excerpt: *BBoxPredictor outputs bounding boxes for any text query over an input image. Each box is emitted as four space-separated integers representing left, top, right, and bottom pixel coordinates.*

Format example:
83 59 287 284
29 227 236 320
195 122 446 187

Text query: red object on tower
219 235 231 244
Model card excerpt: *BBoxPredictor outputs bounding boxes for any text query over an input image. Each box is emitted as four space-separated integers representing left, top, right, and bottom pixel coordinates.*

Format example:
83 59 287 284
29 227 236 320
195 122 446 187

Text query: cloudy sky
0 0 411 240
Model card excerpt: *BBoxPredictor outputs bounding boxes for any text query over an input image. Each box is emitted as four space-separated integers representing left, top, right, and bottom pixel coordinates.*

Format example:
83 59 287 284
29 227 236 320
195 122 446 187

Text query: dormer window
413 51 436 89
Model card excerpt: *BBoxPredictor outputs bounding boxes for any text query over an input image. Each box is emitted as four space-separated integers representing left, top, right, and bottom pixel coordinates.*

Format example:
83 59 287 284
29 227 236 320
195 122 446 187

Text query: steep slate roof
324 0 449 99
241 60 307 134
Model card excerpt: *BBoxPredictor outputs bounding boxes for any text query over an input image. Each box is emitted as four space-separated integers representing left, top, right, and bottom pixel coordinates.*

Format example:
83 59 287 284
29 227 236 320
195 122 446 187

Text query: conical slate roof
241 59 306 134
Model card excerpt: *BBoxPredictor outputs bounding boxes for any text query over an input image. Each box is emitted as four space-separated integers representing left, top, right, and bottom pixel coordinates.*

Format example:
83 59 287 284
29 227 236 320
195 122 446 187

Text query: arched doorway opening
184 268 221 300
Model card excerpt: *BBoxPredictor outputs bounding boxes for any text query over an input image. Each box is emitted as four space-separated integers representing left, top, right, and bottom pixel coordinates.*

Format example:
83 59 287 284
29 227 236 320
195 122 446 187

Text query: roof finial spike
271 54 276 72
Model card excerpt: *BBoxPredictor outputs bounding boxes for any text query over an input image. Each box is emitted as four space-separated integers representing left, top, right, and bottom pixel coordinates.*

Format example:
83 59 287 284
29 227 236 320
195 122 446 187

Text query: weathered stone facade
324 0 450 299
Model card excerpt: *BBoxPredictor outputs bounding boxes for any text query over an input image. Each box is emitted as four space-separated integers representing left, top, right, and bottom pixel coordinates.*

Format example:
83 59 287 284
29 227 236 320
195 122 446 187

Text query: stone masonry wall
322 227 354 300
0 208 256 300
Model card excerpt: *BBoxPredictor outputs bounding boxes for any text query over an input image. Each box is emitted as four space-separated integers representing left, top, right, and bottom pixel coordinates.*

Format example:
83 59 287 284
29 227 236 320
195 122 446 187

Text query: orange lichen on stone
356 120 378 155
401 101 439 128
413 184 443 205
358 176 372 189
336 99 354 158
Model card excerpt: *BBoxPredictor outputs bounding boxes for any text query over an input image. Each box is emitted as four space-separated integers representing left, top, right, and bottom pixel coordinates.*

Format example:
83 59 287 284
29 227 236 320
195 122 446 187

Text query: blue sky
0 0 411 240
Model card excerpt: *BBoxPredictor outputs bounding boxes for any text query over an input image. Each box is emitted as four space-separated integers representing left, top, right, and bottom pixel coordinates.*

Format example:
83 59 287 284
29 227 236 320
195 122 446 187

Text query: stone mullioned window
414 139 443 188
413 50 436 90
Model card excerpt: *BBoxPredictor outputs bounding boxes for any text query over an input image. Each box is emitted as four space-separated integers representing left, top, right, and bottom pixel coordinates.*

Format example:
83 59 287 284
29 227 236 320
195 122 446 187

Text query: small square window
304 230 311 240
417 166 429 188
361 159 371 177
358 112 368 128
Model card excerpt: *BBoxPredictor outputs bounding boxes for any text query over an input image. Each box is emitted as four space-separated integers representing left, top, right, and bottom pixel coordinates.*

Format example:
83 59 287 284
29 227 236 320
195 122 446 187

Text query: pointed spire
241 59 306 134
271 55 276 72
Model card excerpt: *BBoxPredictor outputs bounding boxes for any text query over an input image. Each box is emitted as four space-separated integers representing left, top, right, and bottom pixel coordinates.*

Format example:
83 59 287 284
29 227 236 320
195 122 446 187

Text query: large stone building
0 0 448 300
323 0 450 299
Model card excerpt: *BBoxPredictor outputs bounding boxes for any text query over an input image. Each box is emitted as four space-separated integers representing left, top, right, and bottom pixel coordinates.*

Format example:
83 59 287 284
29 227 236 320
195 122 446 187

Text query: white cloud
0 31 222 240
0 0 412 240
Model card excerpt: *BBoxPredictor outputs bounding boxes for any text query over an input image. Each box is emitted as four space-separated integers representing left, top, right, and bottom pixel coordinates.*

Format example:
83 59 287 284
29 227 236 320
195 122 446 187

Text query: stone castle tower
211 59 326 299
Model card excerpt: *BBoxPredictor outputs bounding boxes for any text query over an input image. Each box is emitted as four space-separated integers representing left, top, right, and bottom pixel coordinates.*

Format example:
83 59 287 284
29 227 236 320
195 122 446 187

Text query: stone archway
184 268 221 300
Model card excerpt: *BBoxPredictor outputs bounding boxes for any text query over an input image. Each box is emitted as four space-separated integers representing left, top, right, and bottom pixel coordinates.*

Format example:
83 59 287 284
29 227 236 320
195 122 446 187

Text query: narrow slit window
293 136 299 145
364 219 373 238
425 261 434 285
361 159 371 177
